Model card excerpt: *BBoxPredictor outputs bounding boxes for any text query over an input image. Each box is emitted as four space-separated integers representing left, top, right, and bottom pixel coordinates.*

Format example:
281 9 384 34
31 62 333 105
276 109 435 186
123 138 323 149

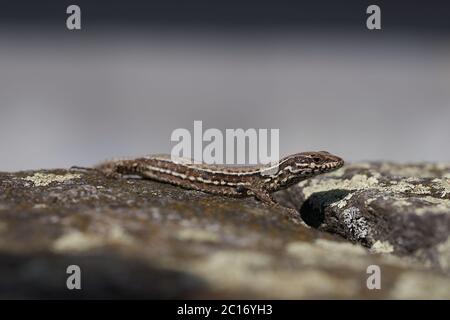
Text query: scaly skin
95 151 344 206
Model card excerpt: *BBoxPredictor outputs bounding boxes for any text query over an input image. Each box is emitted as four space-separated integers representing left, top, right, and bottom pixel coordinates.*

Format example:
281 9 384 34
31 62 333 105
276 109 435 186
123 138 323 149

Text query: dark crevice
299 189 351 228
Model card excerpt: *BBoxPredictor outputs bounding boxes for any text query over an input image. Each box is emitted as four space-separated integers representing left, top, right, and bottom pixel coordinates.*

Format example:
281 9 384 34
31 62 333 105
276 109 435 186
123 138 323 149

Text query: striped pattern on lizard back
96 152 344 197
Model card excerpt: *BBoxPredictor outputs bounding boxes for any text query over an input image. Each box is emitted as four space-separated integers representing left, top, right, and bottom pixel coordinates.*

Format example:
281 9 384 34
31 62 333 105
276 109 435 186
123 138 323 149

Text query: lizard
94 151 344 208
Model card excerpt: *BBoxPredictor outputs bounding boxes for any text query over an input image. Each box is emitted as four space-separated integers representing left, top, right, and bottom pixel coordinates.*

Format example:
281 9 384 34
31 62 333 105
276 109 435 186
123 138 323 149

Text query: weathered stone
0 164 449 299
275 162 450 274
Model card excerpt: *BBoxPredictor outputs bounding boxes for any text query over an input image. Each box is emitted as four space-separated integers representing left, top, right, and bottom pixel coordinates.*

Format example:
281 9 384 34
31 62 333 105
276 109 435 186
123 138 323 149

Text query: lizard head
264 151 344 191
287 151 344 174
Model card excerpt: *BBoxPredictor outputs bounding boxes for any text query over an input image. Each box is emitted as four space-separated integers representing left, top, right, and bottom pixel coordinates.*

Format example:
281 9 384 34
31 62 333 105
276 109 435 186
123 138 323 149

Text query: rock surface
0 163 449 299
275 162 450 273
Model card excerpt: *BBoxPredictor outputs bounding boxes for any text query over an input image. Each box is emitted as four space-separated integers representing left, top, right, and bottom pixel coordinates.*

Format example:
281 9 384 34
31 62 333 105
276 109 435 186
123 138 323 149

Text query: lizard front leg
248 188 277 206
243 186 301 221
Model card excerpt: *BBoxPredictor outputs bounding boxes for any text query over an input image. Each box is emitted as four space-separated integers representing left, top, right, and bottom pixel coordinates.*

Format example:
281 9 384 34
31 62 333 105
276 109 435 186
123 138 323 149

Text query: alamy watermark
66 5 380 32
66 5 81 30
366 5 381 30
366 264 381 290
66 264 82 290
171 121 280 174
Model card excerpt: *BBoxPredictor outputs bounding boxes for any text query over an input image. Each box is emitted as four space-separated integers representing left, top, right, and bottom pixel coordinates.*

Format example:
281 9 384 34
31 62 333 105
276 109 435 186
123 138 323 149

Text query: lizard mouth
321 160 344 171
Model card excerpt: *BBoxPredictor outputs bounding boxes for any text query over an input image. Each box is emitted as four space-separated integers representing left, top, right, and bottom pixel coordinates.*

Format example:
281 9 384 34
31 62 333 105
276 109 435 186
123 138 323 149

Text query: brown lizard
95 151 344 207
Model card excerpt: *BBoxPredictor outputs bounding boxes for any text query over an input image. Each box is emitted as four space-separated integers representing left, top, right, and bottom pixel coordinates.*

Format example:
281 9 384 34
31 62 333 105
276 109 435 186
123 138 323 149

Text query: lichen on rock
22 172 81 187
0 163 449 299
275 162 450 274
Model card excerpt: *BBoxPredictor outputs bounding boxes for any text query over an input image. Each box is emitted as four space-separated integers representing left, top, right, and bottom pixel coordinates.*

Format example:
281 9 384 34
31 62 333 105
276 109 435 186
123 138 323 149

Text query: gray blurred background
0 0 449 171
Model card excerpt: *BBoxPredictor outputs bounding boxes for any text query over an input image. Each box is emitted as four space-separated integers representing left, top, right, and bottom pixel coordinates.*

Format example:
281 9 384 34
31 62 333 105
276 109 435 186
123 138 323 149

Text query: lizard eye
312 157 322 163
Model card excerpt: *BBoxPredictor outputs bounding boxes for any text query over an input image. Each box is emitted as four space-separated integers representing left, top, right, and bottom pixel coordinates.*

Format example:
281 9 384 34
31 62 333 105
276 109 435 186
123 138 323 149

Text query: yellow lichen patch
385 181 414 193
331 193 354 209
52 225 134 252
299 174 379 199
335 199 347 209
184 250 359 299
324 167 346 178
23 172 81 187
107 224 135 245
286 239 368 271
52 230 103 252
413 184 431 194
315 239 368 255
389 272 450 299
370 240 394 254
432 178 450 198
385 181 431 195
392 198 413 208
33 204 48 209
175 228 220 243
